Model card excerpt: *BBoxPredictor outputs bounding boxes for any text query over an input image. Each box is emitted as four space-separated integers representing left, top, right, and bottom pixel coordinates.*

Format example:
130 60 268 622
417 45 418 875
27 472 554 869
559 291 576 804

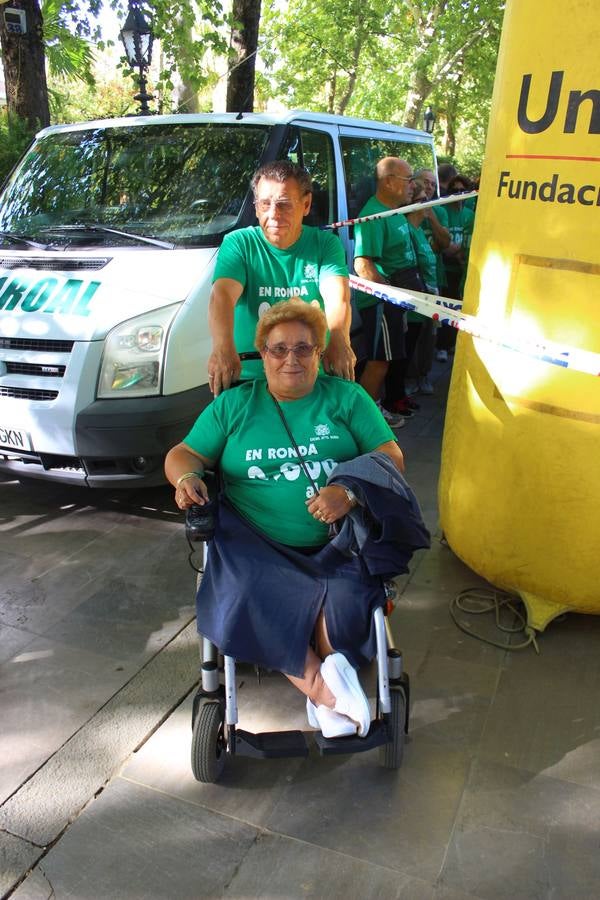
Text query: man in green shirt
353 157 423 422
208 160 355 394
414 168 451 283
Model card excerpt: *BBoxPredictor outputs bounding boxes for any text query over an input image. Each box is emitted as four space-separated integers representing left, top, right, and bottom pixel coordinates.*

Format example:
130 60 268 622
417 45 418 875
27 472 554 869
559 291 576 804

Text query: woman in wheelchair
165 300 427 740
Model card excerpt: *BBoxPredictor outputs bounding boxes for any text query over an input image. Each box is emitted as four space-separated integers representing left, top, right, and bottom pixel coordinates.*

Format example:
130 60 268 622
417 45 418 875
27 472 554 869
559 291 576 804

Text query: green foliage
41 0 97 85
108 0 230 102
0 111 35 185
258 0 504 166
48 76 136 123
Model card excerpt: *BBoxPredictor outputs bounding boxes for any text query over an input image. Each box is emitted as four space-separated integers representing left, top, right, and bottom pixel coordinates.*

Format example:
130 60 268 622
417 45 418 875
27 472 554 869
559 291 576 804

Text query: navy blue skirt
196 501 386 678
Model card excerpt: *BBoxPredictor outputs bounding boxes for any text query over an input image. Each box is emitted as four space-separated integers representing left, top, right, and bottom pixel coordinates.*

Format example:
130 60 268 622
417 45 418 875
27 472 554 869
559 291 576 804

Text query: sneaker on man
419 376 434 395
376 400 406 429
405 379 419 397
436 349 448 362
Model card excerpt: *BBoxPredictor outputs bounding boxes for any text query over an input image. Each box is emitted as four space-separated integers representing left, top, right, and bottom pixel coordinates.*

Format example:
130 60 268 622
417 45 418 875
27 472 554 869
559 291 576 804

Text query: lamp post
119 0 154 115
423 106 436 135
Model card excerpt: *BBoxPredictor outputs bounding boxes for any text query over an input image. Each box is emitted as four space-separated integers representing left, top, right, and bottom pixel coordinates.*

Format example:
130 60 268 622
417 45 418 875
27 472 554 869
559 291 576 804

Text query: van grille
0 337 73 402
0 337 74 352
0 257 110 271
0 386 59 401
6 361 66 377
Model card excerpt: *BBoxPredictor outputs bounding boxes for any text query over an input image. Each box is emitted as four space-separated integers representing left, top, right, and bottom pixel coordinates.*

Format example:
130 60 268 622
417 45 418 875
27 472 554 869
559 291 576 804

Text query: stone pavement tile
0 621 37 664
477 621 600 790
408 540 492 598
121 680 311 826
0 479 177 536
0 830 44 899
0 504 124 572
438 758 600 900
0 635 143 805
223 831 478 900
0 560 106 634
10 777 259 900
0 524 194 640
391 536 512 670
264 739 471 882
0 622 199 847
406 651 499 753
392 581 509 671
396 436 443 531
42 573 195 663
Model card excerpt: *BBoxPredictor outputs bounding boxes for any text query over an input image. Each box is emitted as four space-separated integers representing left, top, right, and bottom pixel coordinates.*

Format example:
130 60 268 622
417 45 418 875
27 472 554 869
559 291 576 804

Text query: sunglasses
255 199 299 214
263 342 318 359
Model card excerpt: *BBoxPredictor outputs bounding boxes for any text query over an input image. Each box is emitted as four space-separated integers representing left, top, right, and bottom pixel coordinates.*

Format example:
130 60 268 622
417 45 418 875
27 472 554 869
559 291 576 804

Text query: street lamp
423 106 436 135
119 0 154 115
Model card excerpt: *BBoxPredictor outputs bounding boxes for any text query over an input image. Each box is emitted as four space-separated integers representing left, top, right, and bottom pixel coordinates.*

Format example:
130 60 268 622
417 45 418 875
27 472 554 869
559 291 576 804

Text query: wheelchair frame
190 552 410 783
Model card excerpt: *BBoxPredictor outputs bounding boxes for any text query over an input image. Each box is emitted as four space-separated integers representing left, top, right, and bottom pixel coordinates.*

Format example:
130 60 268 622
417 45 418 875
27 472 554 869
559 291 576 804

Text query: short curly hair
254 300 327 352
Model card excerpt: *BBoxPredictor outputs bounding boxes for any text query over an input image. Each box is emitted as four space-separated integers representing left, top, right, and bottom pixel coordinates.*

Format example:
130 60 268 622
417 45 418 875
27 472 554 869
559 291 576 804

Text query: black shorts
359 302 406 362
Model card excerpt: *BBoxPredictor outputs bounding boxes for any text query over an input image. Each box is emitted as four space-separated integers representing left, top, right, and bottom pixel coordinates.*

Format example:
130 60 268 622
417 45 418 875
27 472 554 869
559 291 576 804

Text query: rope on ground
449 587 540 653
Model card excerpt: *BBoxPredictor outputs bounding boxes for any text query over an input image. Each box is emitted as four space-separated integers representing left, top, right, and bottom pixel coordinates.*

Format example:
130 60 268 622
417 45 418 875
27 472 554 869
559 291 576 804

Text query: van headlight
97 304 180 398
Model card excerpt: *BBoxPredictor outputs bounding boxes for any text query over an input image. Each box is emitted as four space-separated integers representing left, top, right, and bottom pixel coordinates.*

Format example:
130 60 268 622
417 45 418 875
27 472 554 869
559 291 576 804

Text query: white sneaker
436 350 448 362
376 401 406 429
321 653 371 738
306 698 357 738
419 376 434 395
405 379 419 397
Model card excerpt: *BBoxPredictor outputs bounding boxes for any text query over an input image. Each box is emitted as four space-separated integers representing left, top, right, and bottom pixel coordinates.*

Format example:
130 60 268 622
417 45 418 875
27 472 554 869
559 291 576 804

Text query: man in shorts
353 157 425 426
207 160 355 395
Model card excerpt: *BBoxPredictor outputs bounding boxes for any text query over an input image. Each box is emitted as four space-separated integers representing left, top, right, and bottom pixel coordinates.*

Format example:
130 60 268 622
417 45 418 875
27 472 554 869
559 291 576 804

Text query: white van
0 111 435 486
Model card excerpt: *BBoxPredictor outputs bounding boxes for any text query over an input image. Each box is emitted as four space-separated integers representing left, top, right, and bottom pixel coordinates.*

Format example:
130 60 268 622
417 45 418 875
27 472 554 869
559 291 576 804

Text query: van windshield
0 122 270 248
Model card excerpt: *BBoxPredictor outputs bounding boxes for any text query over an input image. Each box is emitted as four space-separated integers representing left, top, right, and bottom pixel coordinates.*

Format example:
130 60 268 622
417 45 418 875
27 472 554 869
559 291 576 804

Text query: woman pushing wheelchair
165 300 429 740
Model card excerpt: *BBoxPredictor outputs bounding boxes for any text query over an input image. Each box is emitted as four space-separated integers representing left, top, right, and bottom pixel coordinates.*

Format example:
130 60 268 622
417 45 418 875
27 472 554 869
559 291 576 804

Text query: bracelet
343 487 359 508
176 470 204 487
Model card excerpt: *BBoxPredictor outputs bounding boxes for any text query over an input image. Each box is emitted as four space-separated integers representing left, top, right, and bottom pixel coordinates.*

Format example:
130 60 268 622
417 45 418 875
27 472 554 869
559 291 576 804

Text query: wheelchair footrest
234 728 309 759
314 718 389 755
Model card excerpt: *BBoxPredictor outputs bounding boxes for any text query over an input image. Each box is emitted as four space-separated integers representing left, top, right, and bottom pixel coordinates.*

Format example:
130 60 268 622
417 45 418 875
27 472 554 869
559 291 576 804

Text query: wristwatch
344 487 359 508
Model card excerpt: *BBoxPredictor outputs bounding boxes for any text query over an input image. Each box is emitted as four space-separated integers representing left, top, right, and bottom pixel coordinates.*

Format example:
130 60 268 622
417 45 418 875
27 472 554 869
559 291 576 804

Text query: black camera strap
268 389 321 496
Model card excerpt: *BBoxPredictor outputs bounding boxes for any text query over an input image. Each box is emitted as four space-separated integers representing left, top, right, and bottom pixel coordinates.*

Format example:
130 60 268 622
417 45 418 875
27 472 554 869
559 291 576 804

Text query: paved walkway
2 363 600 899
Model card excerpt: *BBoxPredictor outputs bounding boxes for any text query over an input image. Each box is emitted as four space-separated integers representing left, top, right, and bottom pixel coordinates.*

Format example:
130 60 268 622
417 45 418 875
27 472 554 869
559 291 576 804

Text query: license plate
0 425 32 452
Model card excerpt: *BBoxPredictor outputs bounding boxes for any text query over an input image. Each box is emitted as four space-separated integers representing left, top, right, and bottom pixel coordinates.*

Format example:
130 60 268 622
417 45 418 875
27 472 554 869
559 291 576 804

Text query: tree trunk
402 68 432 129
444 66 463 157
226 0 262 113
0 0 49 129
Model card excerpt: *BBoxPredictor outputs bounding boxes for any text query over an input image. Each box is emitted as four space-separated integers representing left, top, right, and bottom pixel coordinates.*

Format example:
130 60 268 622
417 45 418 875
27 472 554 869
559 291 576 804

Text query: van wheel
379 686 406 769
191 699 226 783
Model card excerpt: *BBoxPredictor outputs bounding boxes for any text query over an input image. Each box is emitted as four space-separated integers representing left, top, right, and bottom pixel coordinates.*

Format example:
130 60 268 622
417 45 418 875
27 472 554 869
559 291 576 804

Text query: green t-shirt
444 205 475 274
421 205 449 290
409 223 437 293
353 196 417 310
407 223 438 323
183 377 394 547
213 225 348 379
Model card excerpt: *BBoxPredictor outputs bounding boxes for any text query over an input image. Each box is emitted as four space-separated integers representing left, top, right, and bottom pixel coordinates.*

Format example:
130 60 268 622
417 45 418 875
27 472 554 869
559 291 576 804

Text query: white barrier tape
325 191 478 230
350 275 600 376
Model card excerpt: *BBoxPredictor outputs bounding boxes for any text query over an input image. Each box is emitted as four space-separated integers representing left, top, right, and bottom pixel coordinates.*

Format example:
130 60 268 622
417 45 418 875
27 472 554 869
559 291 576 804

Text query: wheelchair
184 469 411 784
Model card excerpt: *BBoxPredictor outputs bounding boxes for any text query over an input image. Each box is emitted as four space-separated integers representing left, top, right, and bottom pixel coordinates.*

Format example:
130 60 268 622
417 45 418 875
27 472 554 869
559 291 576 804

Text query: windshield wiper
0 230 50 250
39 224 175 250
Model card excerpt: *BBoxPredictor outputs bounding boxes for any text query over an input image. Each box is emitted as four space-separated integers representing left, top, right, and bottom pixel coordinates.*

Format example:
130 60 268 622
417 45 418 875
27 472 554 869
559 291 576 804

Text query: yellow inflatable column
438 0 600 630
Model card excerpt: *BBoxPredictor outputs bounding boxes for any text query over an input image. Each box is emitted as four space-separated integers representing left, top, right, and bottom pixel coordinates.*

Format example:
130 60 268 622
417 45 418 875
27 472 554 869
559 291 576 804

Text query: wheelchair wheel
379 685 406 770
191 699 226 783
